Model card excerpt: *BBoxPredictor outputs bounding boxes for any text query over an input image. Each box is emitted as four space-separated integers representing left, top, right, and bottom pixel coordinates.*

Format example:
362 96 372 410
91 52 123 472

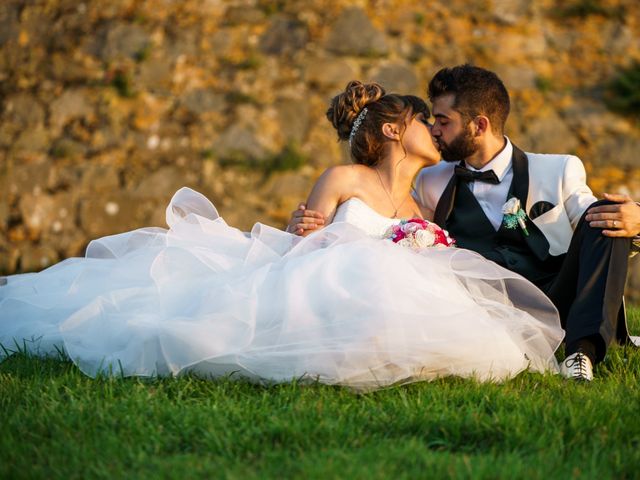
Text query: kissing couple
1 65 638 390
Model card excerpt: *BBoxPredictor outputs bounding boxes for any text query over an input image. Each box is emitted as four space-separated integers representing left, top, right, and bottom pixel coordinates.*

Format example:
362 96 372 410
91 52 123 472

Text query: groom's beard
438 127 478 162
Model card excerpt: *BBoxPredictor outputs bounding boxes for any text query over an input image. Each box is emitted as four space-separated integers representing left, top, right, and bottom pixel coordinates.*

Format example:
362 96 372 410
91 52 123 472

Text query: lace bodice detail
332 197 400 238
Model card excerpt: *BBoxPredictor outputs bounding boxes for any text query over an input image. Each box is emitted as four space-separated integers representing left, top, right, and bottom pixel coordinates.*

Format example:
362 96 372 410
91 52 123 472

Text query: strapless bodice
332 197 399 238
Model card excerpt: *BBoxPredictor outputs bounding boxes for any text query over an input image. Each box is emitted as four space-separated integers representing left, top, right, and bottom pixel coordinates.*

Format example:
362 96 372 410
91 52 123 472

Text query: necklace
374 168 410 218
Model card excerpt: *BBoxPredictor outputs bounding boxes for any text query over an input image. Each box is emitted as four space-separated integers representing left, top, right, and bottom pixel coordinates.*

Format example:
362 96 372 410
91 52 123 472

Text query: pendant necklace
375 168 409 218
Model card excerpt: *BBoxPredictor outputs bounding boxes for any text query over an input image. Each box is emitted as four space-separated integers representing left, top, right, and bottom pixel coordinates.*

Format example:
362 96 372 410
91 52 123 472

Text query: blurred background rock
1 0 640 297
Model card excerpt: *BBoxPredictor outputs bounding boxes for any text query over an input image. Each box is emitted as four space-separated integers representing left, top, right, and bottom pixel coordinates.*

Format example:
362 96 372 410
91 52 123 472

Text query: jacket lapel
433 165 459 226
511 145 550 261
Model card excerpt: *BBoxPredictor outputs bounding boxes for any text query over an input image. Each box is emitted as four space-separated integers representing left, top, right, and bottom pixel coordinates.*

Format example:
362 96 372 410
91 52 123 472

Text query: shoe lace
565 353 589 379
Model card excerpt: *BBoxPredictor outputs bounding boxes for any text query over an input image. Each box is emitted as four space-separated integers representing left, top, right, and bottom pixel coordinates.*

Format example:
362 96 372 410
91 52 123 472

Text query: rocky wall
2 0 640 297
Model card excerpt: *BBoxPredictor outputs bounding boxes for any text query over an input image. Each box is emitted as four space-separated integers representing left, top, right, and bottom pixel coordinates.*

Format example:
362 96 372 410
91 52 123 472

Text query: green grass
1 314 639 479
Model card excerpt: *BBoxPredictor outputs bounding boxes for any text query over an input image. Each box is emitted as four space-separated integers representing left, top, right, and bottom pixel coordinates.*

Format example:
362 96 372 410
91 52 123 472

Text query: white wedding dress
0 187 564 390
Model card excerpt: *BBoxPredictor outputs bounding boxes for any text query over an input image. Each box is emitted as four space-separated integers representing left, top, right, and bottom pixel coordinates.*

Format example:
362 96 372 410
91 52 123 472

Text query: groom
289 64 640 381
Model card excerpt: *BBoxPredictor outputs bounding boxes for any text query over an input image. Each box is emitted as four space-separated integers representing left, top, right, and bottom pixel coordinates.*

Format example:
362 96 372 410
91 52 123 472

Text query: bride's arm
302 166 349 235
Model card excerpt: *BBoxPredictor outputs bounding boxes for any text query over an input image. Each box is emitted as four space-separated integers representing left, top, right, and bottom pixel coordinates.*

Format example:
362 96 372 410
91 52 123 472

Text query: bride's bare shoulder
317 164 365 186
306 164 365 213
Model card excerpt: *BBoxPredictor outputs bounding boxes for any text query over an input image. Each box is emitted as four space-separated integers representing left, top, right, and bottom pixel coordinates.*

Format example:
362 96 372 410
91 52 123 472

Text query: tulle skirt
0 188 564 390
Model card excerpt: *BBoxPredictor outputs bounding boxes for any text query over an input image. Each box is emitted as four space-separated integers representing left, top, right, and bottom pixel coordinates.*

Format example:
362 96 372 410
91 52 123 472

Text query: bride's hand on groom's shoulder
586 193 640 237
286 203 325 236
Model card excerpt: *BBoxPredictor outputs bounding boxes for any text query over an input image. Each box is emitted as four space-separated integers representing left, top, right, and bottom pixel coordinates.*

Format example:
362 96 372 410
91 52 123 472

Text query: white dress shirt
464 137 514 231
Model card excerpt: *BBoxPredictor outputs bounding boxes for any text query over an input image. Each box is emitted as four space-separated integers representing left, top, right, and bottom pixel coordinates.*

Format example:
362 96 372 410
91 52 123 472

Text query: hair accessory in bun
348 107 368 147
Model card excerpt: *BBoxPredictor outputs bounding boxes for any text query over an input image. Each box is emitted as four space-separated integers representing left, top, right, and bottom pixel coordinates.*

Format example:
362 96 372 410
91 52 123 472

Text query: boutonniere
502 197 529 236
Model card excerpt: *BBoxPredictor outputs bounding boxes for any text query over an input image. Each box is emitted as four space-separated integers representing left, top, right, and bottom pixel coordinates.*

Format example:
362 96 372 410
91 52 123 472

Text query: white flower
397 238 413 248
414 229 436 248
502 197 521 215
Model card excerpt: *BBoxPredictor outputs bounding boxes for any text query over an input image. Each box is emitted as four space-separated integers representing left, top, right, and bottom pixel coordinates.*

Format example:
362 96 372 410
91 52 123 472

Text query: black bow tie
454 165 500 184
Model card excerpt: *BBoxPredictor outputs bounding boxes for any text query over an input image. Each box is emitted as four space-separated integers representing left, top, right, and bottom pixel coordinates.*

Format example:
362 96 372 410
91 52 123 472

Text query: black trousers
541 200 632 362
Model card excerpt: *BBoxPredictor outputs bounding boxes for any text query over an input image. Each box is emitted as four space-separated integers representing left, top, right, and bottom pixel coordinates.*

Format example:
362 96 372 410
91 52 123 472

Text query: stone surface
0 243 19 273
2 93 45 127
325 7 389 57
49 89 93 130
18 244 60 272
490 0 537 24
79 192 149 238
369 62 420 95
137 59 173 94
101 24 152 61
495 65 538 90
274 95 310 144
224 6 266 26
560 99 635 136
304 56 358 90
593 136 640 168
1 0 640 302
214 124 268 160
19 192 56 239
8 160 53 197
522 109 579 154
50 137 89 159
18 190 78 240
259 15 309 56
130 93 172 131
0 198 8 232
12 125 50 154
179 89 226 116
134 166 186 197
490 30 547 61
79 162 121 193
0 4 20 47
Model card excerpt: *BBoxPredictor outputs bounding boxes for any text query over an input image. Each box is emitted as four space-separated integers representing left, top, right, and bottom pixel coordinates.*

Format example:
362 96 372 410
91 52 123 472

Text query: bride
0 81 563 390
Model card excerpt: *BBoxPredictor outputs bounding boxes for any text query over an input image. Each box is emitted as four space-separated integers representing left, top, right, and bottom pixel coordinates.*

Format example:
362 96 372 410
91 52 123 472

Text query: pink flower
401 223 420 234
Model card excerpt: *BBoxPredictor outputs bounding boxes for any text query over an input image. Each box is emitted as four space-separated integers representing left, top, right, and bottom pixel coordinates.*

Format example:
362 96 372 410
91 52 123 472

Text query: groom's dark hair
428 64 510 135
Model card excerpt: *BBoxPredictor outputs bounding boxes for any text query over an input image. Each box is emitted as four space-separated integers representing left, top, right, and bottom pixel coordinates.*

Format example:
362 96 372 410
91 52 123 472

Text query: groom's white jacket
415 149 597 257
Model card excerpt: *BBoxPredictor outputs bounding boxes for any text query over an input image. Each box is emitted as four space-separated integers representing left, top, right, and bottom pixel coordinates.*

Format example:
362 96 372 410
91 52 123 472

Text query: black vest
448 181 559 284
434 145 563 286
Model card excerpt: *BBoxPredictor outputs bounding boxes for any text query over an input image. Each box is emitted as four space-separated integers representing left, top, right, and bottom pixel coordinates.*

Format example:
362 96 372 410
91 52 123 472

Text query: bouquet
383 218 455 250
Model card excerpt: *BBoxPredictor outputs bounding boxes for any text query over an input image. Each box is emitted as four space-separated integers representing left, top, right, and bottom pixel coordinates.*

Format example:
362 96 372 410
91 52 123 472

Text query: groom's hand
585 193 640 237
286 203 325 236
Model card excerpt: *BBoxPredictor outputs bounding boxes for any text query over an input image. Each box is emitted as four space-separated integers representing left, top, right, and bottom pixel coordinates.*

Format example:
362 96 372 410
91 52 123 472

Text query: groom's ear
381 122 400 140
473 116 490 136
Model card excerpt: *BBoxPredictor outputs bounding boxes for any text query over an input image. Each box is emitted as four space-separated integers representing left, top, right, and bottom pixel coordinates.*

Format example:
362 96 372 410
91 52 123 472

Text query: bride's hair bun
326 81 386 141
326 80 429 167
